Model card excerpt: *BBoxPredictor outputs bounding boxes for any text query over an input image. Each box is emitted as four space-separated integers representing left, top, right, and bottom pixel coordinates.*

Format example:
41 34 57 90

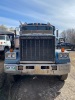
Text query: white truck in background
0 35 11 59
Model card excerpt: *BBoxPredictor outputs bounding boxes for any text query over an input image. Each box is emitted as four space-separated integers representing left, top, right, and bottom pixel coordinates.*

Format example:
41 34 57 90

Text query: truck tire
58 74 68 81
0 73 5 88
13 75 21 81
4 48 9 53
2 48 9 60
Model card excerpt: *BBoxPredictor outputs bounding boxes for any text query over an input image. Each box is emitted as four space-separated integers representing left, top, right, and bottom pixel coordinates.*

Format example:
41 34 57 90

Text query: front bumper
0 45 4 51
4 63 70 75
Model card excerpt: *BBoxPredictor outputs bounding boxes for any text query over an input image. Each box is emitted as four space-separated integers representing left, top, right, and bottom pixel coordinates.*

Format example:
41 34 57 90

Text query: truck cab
0 35 11 48
4 23 70 81
0 35 11 59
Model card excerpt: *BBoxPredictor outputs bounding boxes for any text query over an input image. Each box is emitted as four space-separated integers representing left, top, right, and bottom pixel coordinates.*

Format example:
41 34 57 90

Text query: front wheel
13 75 21 81
58 74 68 81
0 73 6 88
4 48 9 53
2 48 9 60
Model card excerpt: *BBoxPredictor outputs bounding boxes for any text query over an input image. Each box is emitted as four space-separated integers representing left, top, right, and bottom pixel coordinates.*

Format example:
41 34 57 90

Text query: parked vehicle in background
4 23 70 81
0 35 11 59
0 30 15 59
59 38 65 43
56 42 75 50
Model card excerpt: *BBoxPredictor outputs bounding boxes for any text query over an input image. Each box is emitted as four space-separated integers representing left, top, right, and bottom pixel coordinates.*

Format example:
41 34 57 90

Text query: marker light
61 48 65 52
10 48 14 52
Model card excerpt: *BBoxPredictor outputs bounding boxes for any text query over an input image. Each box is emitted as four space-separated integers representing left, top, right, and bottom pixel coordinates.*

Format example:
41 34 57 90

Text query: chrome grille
20 35 55 62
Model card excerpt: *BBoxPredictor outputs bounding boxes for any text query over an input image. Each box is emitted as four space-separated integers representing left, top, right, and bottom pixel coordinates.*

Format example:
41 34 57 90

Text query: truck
56 42 75 50
0 30 15 59
4 23 70 81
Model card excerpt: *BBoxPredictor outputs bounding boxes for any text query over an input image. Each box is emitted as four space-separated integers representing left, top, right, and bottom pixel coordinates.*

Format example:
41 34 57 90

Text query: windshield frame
21 25 53 30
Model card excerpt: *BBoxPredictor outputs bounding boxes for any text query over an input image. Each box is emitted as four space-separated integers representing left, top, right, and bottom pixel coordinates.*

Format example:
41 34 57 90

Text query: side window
10 36 12 41
6 36 10 41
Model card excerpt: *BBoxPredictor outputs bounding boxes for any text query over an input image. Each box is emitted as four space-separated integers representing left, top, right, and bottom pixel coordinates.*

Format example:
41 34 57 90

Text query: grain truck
4 23 70 81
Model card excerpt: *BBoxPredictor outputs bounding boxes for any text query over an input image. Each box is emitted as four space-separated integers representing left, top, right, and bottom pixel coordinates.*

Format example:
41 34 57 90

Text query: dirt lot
0 51 75 100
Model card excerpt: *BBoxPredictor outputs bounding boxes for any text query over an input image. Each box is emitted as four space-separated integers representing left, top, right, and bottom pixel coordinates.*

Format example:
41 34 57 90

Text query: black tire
13 75 21 81
4 48 9 53
0 73 6 88
58 74 68 81
2 48 9 60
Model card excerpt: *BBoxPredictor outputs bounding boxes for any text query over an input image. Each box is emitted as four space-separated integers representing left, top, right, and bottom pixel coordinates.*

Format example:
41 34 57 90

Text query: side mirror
56 29 58 37
14 30 16 37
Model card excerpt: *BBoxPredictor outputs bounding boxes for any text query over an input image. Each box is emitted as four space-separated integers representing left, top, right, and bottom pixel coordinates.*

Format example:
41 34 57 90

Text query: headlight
59 53 63 58
5 52 16 59
59 53 69 59
11 53 16 58
64 53 69 58
5 53 11 58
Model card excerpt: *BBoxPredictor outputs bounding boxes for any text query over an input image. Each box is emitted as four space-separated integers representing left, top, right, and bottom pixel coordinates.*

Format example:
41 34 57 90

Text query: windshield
0 36 5 40
21 26 53 30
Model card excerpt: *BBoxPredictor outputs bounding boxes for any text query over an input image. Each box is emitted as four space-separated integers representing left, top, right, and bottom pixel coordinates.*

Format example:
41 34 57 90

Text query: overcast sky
0 0 75 32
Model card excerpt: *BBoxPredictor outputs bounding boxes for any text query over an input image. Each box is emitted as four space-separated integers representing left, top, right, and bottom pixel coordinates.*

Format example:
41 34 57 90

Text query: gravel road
0 51 75 100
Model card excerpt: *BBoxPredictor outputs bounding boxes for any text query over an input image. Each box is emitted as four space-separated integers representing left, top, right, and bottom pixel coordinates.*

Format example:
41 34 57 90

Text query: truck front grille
20 35 55 62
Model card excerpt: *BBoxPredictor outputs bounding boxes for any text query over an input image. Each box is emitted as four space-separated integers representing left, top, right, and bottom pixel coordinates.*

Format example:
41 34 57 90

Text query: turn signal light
61 48 65 52
10 48 14 52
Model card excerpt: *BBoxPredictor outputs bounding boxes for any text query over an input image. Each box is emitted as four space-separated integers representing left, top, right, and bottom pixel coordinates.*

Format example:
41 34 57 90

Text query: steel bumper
0 45 4 51
4 63 70 75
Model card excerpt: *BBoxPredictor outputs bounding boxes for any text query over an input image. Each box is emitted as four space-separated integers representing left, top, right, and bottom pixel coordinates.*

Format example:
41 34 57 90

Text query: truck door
6 36 11 48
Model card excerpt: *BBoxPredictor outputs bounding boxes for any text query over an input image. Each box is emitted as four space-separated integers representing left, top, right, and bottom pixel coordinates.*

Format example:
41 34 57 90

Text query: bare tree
0 25 7 31
61 29 75 44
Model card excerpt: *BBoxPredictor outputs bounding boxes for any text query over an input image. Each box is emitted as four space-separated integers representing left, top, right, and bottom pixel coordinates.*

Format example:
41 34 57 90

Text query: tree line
61 29 75 44
0 25 14 32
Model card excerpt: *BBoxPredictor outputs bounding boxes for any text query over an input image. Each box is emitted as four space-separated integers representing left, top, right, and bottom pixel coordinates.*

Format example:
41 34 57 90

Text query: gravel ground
0 51 75 100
